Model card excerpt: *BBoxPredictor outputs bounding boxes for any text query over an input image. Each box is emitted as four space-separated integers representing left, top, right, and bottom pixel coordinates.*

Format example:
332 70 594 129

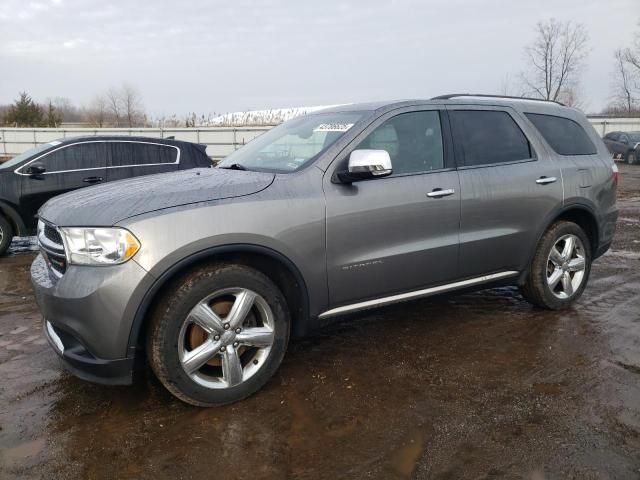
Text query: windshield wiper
219 163 247 171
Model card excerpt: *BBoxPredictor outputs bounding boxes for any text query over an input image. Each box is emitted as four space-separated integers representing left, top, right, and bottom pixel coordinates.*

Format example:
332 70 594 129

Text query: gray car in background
31 95 618 406
603 130 640 164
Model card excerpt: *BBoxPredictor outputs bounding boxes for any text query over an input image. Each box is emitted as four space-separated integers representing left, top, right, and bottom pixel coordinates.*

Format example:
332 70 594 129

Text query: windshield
218 112 364 172
628 132 640 143
0 141 61 170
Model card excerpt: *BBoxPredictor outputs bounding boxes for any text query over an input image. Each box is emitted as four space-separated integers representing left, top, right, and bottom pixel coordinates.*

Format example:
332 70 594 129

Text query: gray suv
31 95 618 406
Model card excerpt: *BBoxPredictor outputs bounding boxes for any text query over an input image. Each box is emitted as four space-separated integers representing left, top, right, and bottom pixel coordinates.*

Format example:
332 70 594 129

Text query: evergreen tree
45 100 62 127
5 92 44 127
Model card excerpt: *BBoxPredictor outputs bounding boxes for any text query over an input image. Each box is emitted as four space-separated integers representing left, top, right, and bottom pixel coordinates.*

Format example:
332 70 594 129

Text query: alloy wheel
546 234 586 299
178 288 275 389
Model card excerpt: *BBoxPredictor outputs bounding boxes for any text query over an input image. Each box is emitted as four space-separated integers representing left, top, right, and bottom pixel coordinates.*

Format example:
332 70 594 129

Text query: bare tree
621 20 640 75
87 94 108 127
520 19 589 103
611 49 637 114
105 87 122 126
120 83 144 127
606 20 640 115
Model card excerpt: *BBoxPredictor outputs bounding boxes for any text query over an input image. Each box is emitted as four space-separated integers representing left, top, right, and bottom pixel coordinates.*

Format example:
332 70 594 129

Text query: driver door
323 108 460 308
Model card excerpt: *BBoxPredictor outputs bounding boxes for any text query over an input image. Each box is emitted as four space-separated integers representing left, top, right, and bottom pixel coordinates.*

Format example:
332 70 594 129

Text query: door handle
536 176 557 185
83 176 103 183
427 188 455 198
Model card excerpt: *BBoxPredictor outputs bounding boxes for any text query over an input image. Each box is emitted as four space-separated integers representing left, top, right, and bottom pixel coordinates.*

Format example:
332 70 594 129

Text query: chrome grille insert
37 220 67 277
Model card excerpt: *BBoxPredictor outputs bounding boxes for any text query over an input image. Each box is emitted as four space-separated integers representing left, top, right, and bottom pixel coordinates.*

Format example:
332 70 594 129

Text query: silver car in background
31 95 618 406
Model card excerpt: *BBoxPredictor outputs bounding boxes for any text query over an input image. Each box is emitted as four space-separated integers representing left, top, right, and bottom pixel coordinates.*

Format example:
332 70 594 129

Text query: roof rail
431 93 565 107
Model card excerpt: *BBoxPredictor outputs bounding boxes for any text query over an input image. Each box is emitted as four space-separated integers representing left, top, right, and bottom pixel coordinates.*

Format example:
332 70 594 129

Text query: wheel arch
0 200 27 236
519 202 599 284
127 244 311 358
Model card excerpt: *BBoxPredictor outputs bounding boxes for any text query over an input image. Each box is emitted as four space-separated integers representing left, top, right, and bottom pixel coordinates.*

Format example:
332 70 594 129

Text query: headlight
60 227 140 266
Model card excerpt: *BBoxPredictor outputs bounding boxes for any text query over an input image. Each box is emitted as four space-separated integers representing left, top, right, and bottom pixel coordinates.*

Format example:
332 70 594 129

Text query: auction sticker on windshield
314 123 354 132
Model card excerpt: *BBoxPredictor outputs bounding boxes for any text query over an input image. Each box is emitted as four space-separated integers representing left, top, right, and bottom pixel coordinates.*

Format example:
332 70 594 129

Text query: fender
518 199 599 284
0 200 28 236
126 243 311 358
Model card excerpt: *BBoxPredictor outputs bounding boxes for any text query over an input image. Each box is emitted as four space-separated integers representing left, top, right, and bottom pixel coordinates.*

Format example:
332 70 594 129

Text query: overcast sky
0 0 638 116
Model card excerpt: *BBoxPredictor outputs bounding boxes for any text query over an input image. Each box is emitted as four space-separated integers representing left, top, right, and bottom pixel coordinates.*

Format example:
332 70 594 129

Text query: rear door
19 142 107 225
447 106 563 278
106 141 180 182
615 133 630 159
324 107 461 307
603 132 619 156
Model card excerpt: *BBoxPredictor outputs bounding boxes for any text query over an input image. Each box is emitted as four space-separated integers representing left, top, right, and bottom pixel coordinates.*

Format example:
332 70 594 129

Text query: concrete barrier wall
0 126 272 160
1 117 639 160
587 117 640 136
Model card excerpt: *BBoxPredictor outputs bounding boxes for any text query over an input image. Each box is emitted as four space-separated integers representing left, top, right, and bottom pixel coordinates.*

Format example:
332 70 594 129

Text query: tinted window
450 110 532 166
355 110 444 175
525 113 597 155
110 142 178 167
619 133 629 144
604 132 619 141
40 142 107 172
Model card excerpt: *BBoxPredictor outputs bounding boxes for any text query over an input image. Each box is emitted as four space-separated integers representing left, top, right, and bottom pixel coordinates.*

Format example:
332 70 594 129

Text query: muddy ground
0 165 639 480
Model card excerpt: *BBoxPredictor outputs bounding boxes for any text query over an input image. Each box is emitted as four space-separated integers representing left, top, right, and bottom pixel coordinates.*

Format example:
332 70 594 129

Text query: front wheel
147 263 290 406
626 150 639 165
520 221 592 309
0 216 14 256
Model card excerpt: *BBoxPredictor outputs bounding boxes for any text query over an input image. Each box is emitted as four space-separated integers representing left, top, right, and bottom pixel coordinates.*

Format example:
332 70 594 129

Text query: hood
40 168 275 226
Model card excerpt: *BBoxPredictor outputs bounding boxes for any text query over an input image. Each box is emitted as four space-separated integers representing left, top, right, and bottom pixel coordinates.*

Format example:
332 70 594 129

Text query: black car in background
0 136 212 255
603 131 640 165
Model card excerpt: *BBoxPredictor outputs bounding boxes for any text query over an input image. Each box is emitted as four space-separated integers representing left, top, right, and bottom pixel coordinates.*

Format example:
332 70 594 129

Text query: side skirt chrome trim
318 271 519 319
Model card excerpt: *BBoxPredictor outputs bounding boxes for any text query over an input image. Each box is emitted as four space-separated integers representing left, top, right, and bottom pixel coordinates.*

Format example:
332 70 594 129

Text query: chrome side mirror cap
338 149 393 183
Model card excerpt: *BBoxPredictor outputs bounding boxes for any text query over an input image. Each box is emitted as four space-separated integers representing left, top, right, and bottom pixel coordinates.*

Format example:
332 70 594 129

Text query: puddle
1 438 46 467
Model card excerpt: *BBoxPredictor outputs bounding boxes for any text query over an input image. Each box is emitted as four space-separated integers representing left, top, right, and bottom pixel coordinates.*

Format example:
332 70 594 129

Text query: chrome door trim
318 271 519 319
426 188 455 198
14 140 181 176
536 176 557 185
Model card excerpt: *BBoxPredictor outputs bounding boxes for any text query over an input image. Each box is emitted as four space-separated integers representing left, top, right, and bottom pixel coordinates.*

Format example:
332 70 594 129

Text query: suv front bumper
32 254 155 385
43 319 134 385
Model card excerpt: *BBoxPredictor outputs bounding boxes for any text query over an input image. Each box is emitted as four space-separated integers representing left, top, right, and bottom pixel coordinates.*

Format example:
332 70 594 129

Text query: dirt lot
0 165 639 480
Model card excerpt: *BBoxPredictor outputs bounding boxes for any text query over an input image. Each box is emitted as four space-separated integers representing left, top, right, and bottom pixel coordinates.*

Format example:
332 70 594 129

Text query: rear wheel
626 150 639 165
147 263 290 406
0 216 14 256
520 221 591 309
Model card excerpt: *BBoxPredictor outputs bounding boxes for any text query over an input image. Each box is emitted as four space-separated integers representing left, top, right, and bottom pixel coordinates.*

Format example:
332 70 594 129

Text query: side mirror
26 163 46 176
338 149 392 183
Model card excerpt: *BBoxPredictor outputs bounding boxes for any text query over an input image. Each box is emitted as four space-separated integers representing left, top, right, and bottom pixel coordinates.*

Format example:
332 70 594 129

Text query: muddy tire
147 263 290 407
0 216 13 256
626 150 639 165
520 221 592 310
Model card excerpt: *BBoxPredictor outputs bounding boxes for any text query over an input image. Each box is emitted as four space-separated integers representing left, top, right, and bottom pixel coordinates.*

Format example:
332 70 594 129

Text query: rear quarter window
525 113 597 156
110 142 179 167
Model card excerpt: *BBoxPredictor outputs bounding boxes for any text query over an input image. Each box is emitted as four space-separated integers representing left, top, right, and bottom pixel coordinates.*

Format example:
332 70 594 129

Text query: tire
520 221 592 310
0 216 14 256
626 150 639 165
147 263 290 406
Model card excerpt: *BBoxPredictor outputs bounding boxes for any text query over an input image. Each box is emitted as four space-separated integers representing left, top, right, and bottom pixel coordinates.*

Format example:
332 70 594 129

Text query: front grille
44 223 63 245
38 220 67 277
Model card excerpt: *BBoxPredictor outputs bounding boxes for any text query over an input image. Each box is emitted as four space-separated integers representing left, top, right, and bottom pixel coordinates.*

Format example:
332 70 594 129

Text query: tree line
0 84 147 128
2 17 639 128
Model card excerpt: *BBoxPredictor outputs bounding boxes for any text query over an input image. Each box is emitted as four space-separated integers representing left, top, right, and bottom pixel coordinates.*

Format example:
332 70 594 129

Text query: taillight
612 163 619 187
